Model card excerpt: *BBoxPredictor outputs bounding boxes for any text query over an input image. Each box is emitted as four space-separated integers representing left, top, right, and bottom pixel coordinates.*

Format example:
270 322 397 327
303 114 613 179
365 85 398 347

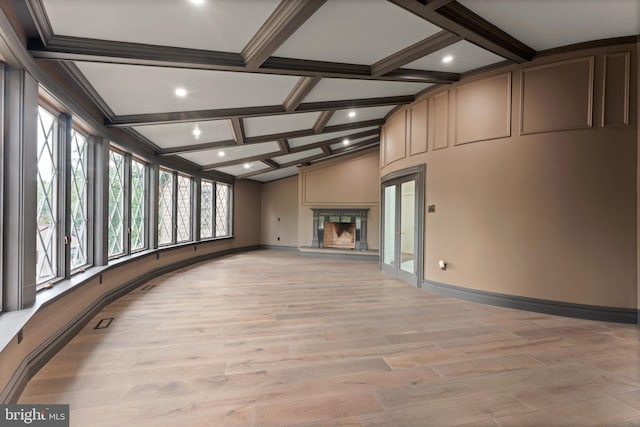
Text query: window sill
0 237 234 352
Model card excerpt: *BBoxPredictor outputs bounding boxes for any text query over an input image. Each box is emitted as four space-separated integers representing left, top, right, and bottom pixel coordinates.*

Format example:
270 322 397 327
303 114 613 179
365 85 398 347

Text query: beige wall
261 176 299 247
298 148 380 249
381 43 638 309
0 180 262 401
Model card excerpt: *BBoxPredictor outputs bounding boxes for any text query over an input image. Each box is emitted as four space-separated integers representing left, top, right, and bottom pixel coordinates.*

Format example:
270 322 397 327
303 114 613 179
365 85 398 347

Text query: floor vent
94 318 114 330
141 284 156 291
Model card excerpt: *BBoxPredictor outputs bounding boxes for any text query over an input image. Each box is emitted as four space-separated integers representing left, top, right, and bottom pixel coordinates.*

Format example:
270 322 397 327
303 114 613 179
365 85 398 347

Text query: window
199 180 231 239
215 182 231 237
176 175 192 242
70 129 90 269
200 180 214 239
130 159 147 252
108 150 125 258
158 169 174 245
36 106 59 284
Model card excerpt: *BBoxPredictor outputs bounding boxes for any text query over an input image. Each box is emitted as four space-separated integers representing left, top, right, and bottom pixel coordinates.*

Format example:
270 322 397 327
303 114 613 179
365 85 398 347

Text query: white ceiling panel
243 112 320 138
327 105 396 127
250 166 300 183
43 0 280 53
459 0 640 51
406 40 505 73
273 148 324 165
74 62 299 115
133 119 233 149
274 0 441 65
304 78 431 103
178 141 280 166
289 126 379 149
215 162 270 177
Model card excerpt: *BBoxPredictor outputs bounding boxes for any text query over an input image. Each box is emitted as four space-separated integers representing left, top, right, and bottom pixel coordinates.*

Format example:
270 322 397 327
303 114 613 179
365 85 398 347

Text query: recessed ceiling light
343 139 350 146
218 151 225 157
175 87 187 97
192 126 201 139
244 163 251 169
442 55 453 64
190 0 205 5
348 111 356 118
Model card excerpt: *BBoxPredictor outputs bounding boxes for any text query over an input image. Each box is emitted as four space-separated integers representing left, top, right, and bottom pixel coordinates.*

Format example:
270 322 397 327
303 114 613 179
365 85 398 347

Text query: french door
381 165 425 286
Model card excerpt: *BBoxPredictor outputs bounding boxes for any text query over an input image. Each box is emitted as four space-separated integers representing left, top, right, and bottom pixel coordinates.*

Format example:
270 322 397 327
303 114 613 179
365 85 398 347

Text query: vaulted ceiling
11 0 639 182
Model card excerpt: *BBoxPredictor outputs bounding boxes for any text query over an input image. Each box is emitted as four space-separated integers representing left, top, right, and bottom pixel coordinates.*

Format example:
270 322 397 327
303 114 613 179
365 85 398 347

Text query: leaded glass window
176 175 192 242
200 180 214 239
131 159 146 252
215 183 231 237
36 106 59 284
108 150 125 257
70 128 89 269
158 169 174 245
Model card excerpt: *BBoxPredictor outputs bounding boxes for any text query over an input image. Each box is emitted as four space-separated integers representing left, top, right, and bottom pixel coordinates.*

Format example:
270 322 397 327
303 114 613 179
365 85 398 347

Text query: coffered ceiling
10 0 639 182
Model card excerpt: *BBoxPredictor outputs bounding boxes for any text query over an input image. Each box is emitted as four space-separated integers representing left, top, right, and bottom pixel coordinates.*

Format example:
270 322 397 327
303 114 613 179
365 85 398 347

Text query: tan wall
381 43 638 309
298 149 380 249
0 180 262 400
261 176 299 247
233 180 262 247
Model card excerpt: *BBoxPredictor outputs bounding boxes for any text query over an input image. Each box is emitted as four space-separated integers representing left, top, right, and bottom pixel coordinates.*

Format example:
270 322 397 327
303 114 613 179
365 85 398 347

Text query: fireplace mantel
311 208 369 250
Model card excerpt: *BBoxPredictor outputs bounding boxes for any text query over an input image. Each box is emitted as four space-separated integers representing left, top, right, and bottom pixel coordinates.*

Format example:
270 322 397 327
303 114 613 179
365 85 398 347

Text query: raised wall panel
409 100 428 155
455 73 511 145
602 52 630 127
384 110 407 165
432 91 449 150
521 57 594 135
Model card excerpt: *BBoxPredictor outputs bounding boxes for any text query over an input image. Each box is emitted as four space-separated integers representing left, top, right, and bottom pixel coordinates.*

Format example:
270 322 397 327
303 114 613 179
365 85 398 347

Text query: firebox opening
323 221 356 249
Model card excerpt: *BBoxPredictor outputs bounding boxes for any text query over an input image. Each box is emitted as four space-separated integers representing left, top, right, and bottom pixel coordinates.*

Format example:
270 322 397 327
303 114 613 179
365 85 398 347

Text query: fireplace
311 208 369 250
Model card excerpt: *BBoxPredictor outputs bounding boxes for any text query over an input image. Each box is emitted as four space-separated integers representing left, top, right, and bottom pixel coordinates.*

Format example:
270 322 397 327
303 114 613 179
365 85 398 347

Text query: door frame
380 164 425 287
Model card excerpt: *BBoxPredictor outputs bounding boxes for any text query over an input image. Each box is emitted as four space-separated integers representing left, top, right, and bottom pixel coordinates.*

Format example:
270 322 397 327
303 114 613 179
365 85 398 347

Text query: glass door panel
383 184 396 267
400 180 416 274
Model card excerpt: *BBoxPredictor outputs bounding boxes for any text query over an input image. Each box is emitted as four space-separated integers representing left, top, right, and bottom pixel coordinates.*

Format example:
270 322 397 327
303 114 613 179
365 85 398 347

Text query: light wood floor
20 250 640 426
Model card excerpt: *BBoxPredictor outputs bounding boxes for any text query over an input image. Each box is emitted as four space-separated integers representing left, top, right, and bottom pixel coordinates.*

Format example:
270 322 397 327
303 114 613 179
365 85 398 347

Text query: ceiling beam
295 95 415 113
245 119 383 145
283 76 321 112
24 0 54 45
230 117 245 144
288 128 379 153
143 120 383 160
201 150 284 171
279 153 327 169
28 36 458 84
241 0 327 69
388 0 536 63
264 56 459 83
278 139 291 154
262 158 281 169
371 31 462 76
158 139 237 156
424 0 456 10
106 97 407 127
313 110 334 133
331 137 380 155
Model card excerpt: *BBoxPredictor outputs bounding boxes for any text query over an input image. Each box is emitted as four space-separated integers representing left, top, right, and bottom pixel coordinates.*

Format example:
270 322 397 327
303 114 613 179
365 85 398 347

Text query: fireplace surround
311 208 369 250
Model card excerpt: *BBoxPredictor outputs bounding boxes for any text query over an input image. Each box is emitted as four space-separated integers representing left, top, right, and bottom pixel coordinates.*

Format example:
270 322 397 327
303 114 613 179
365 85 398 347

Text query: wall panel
432 91 449 150
384 110 407 165
521 57 594 134
455 73 511 145
409 100 428 155
602 52 630 127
